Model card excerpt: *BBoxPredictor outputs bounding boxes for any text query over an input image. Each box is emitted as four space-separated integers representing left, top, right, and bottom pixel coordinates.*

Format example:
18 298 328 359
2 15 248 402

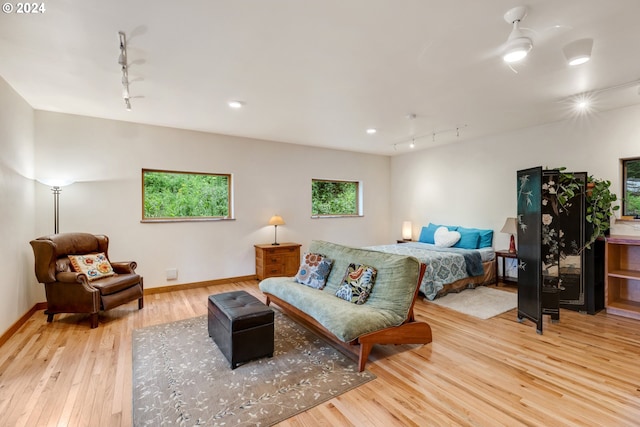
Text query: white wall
390 104 640 252
34 111 391 288
0 77 38 334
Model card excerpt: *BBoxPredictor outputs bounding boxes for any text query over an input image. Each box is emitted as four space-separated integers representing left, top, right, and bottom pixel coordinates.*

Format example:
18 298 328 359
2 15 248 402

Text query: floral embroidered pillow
294 252 334 289
335 263 377 304
68 253 115 281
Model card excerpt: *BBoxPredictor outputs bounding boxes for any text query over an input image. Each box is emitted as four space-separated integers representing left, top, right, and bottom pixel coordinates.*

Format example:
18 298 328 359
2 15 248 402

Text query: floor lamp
38 179 74 234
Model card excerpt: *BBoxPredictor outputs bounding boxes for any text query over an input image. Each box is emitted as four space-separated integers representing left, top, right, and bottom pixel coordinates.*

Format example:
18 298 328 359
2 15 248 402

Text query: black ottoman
208 291 274 369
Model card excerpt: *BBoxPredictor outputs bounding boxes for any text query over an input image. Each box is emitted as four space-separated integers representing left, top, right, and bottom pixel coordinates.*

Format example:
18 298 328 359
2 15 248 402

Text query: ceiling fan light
503 37 532 63
563 38 593 67
569 55 590 66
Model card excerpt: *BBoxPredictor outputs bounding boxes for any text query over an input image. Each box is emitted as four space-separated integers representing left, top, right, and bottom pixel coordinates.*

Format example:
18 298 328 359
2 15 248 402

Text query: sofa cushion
335 263 377 304
68 253 115 281
294 252 334 289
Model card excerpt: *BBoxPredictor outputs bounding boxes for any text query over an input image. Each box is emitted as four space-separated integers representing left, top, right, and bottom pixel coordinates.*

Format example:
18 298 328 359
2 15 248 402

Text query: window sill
141 217 235 223
311 214 364 219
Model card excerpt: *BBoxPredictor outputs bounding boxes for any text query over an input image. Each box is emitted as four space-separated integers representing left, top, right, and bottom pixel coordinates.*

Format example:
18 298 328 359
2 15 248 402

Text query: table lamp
500 217 518 253
269 215 285 245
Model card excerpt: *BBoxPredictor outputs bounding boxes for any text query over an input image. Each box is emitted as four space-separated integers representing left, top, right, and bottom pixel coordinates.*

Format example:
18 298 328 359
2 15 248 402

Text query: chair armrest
56 271 88 283
111 261 137 274
55 271 98 293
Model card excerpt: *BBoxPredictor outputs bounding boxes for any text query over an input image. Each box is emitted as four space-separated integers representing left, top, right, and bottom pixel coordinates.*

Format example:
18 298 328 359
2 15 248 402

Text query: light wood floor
1 281 639 426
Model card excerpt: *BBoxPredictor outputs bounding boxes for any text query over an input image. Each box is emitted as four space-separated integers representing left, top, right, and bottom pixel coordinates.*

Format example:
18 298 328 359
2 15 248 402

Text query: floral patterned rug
132 310 375 426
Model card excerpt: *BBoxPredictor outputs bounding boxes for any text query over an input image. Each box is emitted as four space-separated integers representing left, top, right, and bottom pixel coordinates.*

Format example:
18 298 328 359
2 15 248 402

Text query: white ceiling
1 0 639 155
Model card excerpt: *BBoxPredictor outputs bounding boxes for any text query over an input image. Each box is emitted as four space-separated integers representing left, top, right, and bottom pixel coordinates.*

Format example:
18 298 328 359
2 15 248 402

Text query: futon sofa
259 240 432 371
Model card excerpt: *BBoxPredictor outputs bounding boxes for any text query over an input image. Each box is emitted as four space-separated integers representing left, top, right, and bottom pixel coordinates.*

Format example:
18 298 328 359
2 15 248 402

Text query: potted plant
553 168 619 250
584 175 619 249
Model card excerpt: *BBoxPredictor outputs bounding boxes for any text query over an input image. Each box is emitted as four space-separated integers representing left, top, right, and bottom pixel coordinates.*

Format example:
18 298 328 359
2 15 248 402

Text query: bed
366 229 496 300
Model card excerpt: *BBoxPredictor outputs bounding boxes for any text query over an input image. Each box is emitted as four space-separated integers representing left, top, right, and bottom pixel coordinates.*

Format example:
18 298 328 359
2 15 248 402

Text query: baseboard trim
0 302 47 347
144 275 258 295
0 275 259 346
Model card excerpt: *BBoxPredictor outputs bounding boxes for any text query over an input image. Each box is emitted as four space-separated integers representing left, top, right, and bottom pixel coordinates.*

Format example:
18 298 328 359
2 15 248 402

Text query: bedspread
366 242 485 300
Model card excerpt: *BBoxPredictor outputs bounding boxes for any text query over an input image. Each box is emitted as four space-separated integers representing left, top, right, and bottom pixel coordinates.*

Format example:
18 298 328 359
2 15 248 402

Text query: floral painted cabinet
516 167 586 334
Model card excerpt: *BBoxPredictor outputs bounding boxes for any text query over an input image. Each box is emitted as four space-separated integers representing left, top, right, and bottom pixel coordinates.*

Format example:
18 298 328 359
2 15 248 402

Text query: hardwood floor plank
1 281 640 426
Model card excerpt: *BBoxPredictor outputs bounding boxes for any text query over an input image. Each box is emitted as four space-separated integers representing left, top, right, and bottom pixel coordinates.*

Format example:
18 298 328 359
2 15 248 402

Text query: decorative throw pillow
294 252 334 289
68 253 115 281
335 263 377 305
418 223 458 244
434 226 461 247
453 229 481 249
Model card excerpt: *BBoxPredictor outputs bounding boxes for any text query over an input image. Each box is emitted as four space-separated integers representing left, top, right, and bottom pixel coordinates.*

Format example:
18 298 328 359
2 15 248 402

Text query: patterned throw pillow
68 253 115 282
294 252 334 289
335 263 377 305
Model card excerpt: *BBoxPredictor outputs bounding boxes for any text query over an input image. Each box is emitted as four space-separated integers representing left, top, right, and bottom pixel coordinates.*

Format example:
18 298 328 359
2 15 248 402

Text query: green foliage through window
143 169 232 220
312 179 360 216
623 158 640 217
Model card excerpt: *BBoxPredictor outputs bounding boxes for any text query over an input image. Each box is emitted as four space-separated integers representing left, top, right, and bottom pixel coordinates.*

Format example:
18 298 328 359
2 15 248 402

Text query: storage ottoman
207 291 274 369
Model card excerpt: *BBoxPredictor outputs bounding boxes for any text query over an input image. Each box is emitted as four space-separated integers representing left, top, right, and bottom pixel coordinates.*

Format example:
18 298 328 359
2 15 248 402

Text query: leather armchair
30 232 144 328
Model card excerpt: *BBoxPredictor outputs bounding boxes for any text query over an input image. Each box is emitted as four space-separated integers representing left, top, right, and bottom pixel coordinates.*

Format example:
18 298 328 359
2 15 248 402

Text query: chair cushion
90 273 141 295
68 253 115 281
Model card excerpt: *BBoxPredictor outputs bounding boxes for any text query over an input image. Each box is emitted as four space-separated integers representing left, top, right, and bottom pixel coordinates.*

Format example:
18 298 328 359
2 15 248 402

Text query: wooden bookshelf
605 235 640 320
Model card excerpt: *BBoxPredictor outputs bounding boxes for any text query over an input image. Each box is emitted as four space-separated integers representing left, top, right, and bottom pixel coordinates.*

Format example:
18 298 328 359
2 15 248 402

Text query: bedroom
2 1 640 425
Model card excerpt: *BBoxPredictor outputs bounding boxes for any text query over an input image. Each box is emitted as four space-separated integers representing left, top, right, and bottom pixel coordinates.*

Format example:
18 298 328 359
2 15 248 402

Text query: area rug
428 286 517 319
132 310 375 426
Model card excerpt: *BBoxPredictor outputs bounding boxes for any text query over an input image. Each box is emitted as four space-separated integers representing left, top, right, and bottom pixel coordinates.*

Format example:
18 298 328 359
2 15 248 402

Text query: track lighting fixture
118 31 131 111
502 6 533 63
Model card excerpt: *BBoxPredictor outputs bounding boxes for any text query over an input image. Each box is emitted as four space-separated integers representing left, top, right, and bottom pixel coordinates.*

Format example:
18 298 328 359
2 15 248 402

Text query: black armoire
516 167 604 334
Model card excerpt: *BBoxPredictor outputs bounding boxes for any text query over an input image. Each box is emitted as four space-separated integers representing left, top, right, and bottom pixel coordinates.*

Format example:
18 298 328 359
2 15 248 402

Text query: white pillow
434 226 461 248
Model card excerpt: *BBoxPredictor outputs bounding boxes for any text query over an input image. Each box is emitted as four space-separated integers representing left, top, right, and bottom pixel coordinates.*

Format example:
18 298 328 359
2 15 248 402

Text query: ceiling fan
502 6 533 63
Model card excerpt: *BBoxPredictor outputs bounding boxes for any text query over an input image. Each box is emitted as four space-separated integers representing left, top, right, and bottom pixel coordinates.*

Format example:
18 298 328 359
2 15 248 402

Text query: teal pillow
453 230 481 249
418 223 458 244
457 227 494 248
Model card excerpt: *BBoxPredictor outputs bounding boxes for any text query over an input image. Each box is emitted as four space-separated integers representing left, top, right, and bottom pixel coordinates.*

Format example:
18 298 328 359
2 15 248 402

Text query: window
623 158 640 218
142 169 233 221
311 179 362 217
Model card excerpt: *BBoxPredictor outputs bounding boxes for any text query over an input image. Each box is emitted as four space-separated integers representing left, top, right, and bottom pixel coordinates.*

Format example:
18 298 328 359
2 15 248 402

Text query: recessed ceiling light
228 100 245 109
366 128 377 134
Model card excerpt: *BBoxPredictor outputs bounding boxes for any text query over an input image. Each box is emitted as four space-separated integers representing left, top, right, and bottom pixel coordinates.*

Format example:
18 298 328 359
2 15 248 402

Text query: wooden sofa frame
263 263 431 372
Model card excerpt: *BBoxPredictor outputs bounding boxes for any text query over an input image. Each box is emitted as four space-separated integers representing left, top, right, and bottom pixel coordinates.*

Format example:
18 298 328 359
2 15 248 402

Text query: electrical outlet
166 268 178 280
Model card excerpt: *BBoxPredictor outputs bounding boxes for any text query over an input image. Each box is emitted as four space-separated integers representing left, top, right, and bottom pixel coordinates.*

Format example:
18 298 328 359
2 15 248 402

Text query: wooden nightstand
397 239 413 244
495 249 518 285
255 243 301 280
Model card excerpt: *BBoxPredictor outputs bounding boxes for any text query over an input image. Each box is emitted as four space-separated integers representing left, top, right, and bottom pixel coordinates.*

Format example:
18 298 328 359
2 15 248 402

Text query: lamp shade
268 215 285 226
500 217 518 235
402 221 412 240
37 178 75 187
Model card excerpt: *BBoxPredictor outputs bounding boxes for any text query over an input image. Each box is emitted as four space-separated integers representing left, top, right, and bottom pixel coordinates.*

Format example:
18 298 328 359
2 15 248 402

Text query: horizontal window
311 179 363 218
142 169 233 222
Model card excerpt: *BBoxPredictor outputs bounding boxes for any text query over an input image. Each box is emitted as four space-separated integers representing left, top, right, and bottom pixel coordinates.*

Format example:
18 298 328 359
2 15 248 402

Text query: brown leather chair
30 232 144 328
